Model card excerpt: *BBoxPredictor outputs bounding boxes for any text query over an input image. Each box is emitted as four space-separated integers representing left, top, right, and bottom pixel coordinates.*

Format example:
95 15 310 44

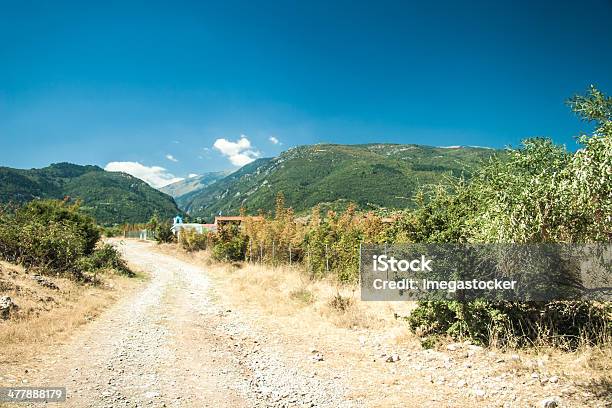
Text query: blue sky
1 0 611 187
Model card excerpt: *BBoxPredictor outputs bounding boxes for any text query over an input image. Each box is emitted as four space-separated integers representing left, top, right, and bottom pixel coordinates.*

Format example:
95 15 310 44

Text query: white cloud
269 136 280 145
213 135 260 166
165 154 178 162
188 173 198 178
104 161 184 188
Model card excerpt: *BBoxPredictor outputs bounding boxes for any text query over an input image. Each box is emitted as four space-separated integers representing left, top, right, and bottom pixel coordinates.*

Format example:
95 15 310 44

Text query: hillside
160 170 232 199
0 163 180 225
180 144 498 220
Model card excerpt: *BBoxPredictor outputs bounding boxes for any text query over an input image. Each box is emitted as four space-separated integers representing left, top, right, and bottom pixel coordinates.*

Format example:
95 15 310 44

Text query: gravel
13 240 356 408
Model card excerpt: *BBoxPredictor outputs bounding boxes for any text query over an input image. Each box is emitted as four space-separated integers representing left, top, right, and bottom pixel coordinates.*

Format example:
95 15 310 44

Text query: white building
170 215 216 236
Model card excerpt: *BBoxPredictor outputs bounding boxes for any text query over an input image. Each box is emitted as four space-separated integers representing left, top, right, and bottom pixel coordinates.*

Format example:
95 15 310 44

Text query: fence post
325 243 329 273
289 243 292 266
260 244 263 264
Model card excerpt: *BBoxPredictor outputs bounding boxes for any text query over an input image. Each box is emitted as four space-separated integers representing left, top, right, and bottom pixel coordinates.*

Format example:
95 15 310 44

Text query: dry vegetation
159 242 413 330
0 260 141 365
157 243 612 407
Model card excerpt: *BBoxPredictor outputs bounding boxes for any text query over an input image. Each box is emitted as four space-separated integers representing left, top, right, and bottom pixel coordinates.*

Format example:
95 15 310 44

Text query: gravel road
15 240 356 408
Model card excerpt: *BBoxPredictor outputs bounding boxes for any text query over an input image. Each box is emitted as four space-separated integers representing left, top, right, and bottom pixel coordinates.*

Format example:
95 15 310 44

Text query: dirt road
5 240 608 408
10 240 355 408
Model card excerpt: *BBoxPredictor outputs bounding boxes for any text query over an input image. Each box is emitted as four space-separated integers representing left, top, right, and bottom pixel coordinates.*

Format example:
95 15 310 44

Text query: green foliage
77 243 133 276
179 229 214 252
14 220 88 272
181 144 496 220
407 300 611 349
0 200 99 273
405 86 612 348
0 163 181 226
567 85 612 124
304 206 366 282
154 220 175 243
101 225 123 237
211 222 247 261
397 183 477 243
212 232 247 262
289 288 315 304
18 199 100 254
0 200 130 280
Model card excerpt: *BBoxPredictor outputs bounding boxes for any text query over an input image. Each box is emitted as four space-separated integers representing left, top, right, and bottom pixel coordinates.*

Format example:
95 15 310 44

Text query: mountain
180 144 498 220
0 163 180 225
160 170 232 199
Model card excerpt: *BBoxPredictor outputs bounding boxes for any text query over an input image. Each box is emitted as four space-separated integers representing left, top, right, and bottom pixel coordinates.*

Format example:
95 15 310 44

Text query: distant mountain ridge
160 170 232 199
0 163 180 225
179 143 498 221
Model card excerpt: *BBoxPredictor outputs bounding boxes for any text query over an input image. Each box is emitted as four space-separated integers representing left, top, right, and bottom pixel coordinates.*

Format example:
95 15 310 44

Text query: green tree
566 86 612 241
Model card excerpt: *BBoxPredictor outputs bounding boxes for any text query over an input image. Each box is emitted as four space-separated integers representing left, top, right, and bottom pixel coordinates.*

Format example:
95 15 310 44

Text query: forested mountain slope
181 144 497 220
0 163 180 225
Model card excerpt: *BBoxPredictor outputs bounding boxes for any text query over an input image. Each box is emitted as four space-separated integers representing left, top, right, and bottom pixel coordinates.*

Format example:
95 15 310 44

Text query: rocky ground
1 239 609 408
1 240 355 408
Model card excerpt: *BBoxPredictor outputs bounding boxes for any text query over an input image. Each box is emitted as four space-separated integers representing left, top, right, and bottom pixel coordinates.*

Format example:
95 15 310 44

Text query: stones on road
385 353 401 363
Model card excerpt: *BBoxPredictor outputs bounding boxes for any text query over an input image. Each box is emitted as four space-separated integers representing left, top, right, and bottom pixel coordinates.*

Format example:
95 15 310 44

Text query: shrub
329 293 353 312
406 300 611 349
0 201 95 275
78 243 133 276
154 221 175 243
212 235 246 261
17 200 100 254
179 230 212 252
16 220 87 272
0 210 19 263
289 288 315 305
404 87 611 349
102 225 123 237
0 200 131 281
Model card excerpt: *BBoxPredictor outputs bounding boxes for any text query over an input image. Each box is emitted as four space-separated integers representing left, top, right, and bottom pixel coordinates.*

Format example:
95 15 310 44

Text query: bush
0 200 132 281
0 201 98 275
406 300 612 349
17 200 100 254
16 220 87 272
78 243 133 276
212 235 246 261
154 221 175 243
101 225 123 237
289 288 315 304
329 293 353 312
179 230 212 252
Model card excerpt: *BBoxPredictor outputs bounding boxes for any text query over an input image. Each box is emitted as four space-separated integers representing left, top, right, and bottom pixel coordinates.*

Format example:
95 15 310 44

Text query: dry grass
155 244 422 336
0 261 139 364
151 244 612 407
199 258 392 329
